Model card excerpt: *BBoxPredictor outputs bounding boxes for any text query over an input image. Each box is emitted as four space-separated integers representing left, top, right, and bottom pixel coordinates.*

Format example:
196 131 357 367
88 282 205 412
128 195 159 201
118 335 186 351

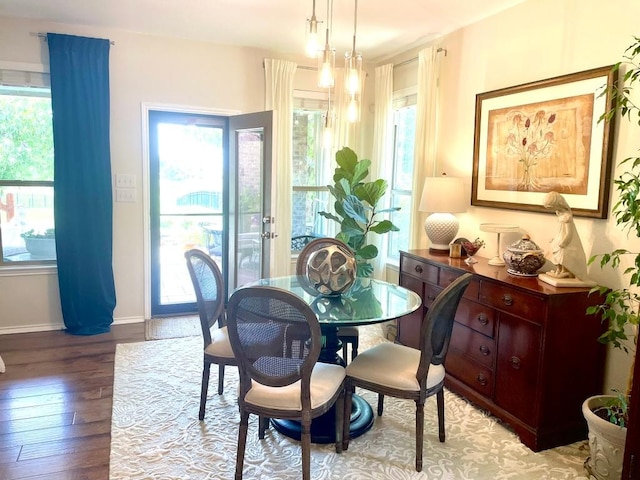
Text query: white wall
387 0 640 393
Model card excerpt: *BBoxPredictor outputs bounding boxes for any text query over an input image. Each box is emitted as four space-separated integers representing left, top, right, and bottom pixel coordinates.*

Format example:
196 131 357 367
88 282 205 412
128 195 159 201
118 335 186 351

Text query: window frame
0 64 56 269
384 87 418 265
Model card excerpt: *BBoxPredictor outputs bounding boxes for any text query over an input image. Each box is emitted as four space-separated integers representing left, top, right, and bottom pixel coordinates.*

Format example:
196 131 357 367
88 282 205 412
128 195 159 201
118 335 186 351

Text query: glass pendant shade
344 51 362 95
318 46 335 88
305 17 320 57
346 95 359 123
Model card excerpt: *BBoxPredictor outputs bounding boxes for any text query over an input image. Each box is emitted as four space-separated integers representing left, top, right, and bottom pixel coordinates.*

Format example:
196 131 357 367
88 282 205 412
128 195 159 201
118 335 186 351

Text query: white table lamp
479 223 520 266
419 175 467 251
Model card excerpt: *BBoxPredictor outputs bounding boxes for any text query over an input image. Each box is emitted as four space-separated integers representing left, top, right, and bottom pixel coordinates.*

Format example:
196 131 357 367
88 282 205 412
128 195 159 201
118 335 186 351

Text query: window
0 69 55 264
386 92 417 262
291 92 333 251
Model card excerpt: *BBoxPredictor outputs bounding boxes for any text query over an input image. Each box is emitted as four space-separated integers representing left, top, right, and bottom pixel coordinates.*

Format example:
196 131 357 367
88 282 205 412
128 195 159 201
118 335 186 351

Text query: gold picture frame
471 66 617 218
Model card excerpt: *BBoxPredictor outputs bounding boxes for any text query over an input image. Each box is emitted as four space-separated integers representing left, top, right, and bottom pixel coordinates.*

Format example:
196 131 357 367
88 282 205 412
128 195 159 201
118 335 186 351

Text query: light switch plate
115 174 136 188
116 188 136 202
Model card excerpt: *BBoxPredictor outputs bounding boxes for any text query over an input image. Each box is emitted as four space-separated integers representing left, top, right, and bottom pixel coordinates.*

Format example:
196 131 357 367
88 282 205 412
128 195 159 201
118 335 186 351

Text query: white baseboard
0 316 145 335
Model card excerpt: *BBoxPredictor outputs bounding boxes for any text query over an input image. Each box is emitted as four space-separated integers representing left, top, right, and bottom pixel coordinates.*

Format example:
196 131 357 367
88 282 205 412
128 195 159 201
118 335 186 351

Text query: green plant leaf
370 220 400 234
356 244 378 259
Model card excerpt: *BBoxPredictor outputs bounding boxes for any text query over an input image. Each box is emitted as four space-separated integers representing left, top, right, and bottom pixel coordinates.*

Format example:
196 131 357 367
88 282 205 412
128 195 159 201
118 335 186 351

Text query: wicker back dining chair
344 273 473 471
226 286 347 480
184 248 236 420
296 237 359 362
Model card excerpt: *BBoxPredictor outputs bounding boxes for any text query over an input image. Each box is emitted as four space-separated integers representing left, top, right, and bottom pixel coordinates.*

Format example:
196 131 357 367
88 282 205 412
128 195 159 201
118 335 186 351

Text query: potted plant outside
21 228 56 259
319 147 400 277
584 36 640 480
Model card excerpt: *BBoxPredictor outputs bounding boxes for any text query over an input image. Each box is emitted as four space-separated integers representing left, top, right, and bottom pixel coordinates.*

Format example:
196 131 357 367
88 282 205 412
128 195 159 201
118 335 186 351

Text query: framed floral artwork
471 66 617 218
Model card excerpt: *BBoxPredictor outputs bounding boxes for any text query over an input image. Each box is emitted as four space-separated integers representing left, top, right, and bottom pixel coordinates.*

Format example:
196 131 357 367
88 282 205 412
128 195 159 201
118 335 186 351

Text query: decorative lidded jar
502 234 546 277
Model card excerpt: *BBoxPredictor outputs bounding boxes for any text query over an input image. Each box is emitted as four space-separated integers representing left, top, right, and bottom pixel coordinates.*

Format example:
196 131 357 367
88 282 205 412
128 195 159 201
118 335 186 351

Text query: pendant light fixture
323 88 335 148
318 0 335 88
305 0 321 58
344 0 362 96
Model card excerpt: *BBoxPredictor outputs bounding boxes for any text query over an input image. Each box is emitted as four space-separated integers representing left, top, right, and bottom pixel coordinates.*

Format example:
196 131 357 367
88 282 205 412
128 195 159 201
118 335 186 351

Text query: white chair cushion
346 342 445 392
245 363 345 411
204 326 234 358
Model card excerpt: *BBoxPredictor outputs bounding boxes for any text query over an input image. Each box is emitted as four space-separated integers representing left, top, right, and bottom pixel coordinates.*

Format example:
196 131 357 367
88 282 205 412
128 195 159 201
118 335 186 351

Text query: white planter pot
24 237 56 259
582 395 628 480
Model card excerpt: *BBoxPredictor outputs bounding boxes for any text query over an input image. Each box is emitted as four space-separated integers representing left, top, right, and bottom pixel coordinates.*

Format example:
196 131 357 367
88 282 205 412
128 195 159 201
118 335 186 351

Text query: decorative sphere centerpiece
306 244 357 296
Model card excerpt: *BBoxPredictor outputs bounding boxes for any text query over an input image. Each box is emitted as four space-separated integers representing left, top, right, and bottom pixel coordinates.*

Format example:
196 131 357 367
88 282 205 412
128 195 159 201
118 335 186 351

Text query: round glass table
244 275 421 443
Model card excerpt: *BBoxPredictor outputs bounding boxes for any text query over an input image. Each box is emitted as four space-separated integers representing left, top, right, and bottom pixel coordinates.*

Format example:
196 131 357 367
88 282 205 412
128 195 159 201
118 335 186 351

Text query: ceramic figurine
540 191 594 287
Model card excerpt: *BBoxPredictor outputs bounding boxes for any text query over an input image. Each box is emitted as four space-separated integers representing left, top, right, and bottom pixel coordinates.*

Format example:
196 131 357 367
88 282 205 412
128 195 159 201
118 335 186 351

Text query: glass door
149 110 226 316
228 111 274 293
149 109 273 316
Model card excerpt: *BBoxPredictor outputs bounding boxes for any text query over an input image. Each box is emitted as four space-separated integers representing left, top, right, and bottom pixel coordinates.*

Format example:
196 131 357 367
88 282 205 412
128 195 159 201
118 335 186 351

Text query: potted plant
21 228 56 259
319 147 400 277
584 36 640 480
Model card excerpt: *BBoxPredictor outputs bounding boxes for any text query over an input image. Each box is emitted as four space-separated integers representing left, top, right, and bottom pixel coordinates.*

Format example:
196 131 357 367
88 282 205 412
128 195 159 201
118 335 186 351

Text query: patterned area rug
144 315 201 340
111 325 592 479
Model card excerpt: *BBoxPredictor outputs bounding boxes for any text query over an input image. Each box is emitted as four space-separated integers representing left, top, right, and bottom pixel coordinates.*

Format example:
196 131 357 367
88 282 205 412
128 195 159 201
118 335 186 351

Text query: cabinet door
494 313 542 426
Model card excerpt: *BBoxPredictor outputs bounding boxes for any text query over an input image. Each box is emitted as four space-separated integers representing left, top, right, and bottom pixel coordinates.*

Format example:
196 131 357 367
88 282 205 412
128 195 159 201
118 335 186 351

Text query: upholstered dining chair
296 237 359 362
343 273 473 472
226 286 347 480
184 248 236 420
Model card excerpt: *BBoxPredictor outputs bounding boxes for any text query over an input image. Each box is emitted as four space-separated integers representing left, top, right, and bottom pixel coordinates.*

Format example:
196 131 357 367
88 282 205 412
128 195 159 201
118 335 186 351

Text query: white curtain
370 64 394 279
409 46 441 249
264 58 297 277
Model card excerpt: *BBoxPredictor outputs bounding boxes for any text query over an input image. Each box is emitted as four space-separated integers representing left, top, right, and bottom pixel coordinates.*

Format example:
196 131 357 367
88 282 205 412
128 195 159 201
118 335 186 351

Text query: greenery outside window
291 92 333 251
386 91 417 262
0 70 55 265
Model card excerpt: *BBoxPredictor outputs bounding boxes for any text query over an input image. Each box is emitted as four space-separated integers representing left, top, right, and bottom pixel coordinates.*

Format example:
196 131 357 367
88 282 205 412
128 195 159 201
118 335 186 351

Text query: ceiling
0 0 526 63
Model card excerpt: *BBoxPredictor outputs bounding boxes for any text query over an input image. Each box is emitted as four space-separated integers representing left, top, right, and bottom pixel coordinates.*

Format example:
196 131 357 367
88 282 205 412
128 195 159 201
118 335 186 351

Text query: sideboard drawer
446 352 494 397
479 281 545 322
455 298 495 338
401 256 439 284
451 322 495 369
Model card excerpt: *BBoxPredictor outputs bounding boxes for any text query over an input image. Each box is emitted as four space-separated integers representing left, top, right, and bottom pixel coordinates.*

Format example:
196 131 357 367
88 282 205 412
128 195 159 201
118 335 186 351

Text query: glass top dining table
243 275 422 443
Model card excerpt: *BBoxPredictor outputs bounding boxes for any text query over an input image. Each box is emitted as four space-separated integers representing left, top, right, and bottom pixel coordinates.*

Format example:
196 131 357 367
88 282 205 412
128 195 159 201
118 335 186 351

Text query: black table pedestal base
271 394 373 444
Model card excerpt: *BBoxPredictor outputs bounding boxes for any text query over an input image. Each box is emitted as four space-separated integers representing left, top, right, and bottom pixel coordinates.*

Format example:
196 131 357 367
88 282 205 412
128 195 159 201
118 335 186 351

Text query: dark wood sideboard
398 249 606 452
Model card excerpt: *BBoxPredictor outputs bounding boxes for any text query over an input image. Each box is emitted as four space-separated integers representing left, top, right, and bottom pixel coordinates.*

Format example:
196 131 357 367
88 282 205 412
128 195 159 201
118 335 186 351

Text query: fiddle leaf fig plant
586 36 640 427
320 147 400 277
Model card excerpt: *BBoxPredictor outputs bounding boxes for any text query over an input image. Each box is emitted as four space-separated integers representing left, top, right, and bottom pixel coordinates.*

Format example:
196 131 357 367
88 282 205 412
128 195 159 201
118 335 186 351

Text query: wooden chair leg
335 389 344 453
235 410 250 480
217 364 225 395
342 341 348 363
377 393 384 416
301 419 311 480
437 388 445 442
351 337 358 361
416 400 424 472
199 362 211 420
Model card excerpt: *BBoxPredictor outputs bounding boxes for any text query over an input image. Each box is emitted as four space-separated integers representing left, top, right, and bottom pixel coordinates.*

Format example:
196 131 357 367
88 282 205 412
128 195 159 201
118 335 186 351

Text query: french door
148 109 273 316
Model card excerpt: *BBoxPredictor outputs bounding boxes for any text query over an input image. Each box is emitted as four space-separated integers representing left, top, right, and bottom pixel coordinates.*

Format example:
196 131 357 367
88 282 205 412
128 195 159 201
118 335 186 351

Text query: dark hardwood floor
0 323 145 480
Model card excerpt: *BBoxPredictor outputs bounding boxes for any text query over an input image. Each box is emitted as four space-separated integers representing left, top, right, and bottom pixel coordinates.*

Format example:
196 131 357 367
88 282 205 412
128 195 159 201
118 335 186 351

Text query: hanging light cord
351 0 358 54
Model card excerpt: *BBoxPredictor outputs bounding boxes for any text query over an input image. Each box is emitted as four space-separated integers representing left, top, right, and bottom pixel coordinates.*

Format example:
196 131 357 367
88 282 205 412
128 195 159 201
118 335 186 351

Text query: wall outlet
115 174 136 188
116 188 136 203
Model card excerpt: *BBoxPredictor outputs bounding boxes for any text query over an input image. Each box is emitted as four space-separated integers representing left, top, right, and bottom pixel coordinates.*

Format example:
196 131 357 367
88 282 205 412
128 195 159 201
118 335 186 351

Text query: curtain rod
394 47 447 68
37 33 116 46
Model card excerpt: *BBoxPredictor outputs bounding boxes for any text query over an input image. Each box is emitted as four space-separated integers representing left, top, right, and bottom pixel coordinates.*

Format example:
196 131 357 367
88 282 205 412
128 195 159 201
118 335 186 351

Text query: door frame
141 103 240 321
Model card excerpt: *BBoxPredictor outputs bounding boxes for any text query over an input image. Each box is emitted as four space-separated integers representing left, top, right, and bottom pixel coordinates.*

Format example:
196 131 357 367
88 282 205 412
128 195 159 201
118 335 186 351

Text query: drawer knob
509 356 521 369
479 344 490 356
476 374 488 386
477 313 488 325
415 265 423 274
502 294 514 306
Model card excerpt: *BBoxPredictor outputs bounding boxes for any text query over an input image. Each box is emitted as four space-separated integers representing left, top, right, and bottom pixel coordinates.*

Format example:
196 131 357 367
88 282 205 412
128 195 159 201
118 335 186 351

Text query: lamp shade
418 176 466 214
419 176 467 251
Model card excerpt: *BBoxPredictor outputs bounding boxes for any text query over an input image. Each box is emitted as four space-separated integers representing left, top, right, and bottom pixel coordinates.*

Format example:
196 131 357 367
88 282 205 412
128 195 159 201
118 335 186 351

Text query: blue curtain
48 33 116 335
